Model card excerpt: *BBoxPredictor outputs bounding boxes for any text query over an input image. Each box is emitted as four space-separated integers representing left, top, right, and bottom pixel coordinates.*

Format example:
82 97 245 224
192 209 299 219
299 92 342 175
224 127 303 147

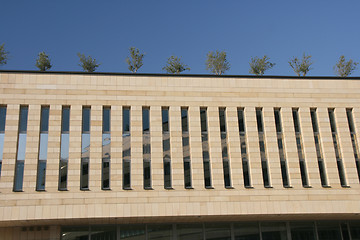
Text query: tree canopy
35 51 52 71
205 50 230 75
333 55 358 77
77 53 100 72
0 43 9 66
288 53 313 76
126 47 145 73
163 56 190 74
249 55 275 75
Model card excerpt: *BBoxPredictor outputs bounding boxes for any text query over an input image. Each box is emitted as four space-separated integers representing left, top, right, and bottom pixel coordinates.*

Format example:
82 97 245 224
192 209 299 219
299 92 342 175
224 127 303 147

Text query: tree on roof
249 55 275 75
163 56 190 74
288 53 313 76
126 47 145 73
205 50 230 75
35 51 52 71
77 53 100 72
0 43 9 66
333 55 358 77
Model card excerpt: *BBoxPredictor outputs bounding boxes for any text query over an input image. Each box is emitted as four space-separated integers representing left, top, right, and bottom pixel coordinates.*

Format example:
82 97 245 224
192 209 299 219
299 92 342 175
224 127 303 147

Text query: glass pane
181 108 188 132
91 225 117 240
256 109 263 133
19 106 28 133
39 133 48 160
61 226 89 240
317 221 342 240
347 109 355 133
148 224 172 240
123 160 131 189
144 160 151 189
40 107 49 132
0 106 7 132
14 161 24 191
36 161 46 190
143 132 151 160
290 222 316 240
261 160 270 187
184 161 192 188
123 134 131 160
82 107 90 133
119 224 145 240
162 108 169 132
328 110 337 133
60 133 69 160
103 107 111 133
82 133 90 157
123 107 130 132
205 223 231 240
219 108 226 132
274 109 282 133
223 160 231 187
102 161 110 189
292 109 300 133
142 108 149 132
17 133 27 160
102 133 111 161
310 109 318 133
237 108 245 133
349 221 360 240
242 160 251 187
177 223 203 240
61 107 70 133
204 161 211 187
81 161 89 189
164 160 171 188
0 133 4 160
59 160 68 190
163 133 171 159
234 222 260 240
200 108 207 132
261 222 287 240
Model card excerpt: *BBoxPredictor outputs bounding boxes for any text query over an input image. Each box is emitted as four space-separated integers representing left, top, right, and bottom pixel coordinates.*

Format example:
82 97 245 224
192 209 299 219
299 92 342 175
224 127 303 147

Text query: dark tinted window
82 107 91 133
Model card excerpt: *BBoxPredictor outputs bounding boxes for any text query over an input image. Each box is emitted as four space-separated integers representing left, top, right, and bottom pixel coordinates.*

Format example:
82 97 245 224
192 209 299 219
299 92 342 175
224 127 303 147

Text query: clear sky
1 0 360 76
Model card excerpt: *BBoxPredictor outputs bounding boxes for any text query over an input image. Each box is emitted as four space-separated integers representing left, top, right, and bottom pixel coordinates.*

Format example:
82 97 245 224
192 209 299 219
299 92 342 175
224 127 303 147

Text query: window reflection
59 106 70 190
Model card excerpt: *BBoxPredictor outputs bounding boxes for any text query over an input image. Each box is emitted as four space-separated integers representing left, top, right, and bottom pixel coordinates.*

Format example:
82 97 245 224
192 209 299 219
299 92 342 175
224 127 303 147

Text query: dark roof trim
0 69 359 80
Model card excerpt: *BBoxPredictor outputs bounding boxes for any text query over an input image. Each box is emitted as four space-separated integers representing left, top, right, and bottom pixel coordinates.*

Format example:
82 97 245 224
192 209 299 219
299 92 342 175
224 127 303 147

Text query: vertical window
143 107 151 189
59 106 70 190
200 107 212 188
181 107 192 189
346 109 360 182
81 107 90 190
36 106 49 191
219 107 231 188
237 108 251 187
328 109 347 187
0 106 7 176
310 108 328 187
256 108 270 187
162 107 172 189
102 107 111 190
274 108 290 187
122 107 131 189
292 108 309 187
14 106 28 191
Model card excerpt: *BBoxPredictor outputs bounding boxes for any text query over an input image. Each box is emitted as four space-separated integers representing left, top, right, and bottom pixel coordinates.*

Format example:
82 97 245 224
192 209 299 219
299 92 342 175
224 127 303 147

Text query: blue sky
1 1 360 76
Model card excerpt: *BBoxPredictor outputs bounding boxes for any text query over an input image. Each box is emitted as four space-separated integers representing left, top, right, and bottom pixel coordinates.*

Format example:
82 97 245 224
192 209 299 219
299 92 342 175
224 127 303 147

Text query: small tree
334 55 358 77
205 50 230 75
249 55 275 75
0 43 9 66
126 47 145 73
77 53 100 72
163 56 190 74
288 53 313 76
35 51 52 71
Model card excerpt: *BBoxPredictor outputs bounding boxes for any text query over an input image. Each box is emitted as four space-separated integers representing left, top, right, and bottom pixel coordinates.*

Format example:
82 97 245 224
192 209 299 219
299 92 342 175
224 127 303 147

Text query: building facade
0 70 359 240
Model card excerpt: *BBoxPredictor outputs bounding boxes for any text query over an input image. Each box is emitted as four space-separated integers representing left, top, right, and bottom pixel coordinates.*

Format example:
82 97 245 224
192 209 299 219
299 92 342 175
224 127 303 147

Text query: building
0 70 359 240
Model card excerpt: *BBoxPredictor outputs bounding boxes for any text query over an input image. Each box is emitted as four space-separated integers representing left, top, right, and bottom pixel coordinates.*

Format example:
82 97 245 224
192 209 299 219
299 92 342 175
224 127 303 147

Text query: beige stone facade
0 71 359 239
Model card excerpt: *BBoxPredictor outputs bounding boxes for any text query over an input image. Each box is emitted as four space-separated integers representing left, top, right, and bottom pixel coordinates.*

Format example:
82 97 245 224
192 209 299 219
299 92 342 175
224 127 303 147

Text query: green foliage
77 53 100 72
249 55 275 75
205 50 230 75
0 43 9 66
288 53 313 76
163 56 190 74
334 55 358 77
35 51 52 71
126 47 145 73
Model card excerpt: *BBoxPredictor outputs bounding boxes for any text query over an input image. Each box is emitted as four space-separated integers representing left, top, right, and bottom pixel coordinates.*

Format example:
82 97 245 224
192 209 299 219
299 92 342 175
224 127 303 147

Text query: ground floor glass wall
61 221 360 240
